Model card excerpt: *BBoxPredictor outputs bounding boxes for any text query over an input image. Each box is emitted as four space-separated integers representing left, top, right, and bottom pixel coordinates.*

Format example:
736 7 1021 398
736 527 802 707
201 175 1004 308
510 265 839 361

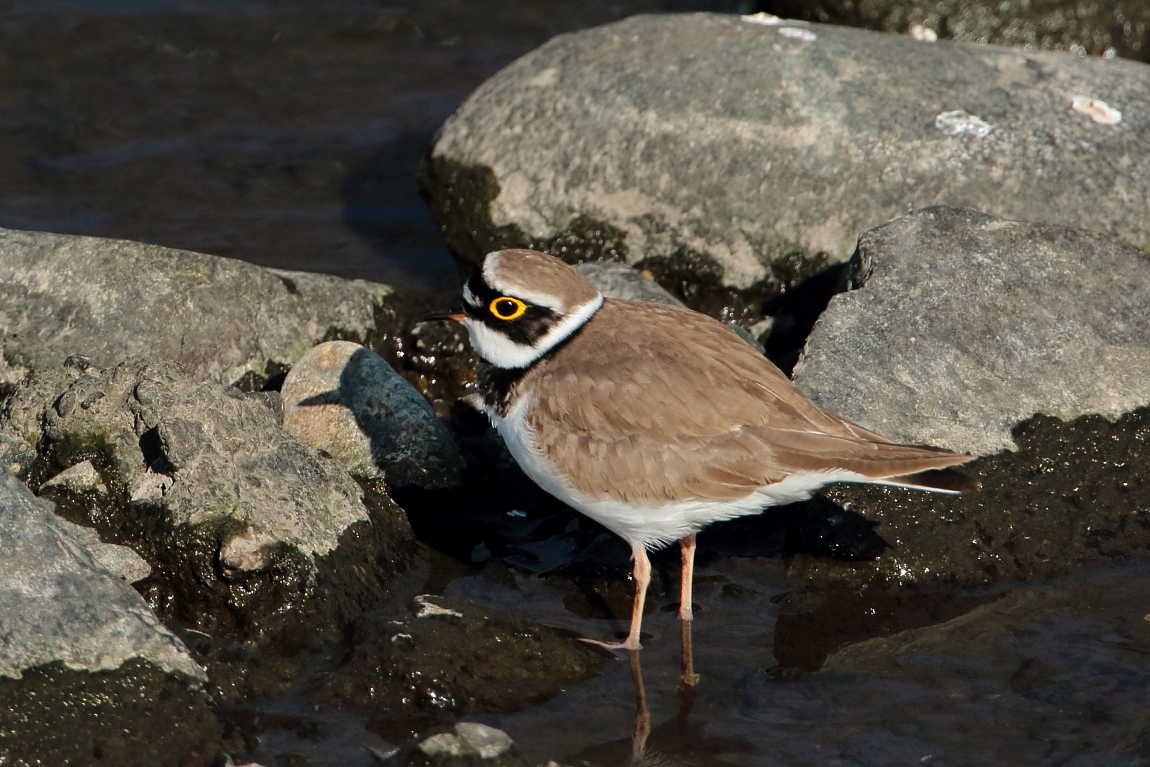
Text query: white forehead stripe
482 250 600 312
481 251 503 285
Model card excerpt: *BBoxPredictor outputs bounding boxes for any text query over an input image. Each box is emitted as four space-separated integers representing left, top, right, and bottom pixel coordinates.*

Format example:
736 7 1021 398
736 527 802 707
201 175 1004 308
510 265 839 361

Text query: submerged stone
311 594 604 732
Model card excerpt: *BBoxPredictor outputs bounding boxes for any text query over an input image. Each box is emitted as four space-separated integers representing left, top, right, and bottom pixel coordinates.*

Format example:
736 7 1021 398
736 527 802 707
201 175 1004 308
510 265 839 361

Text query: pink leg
679 534 701 685
679 533 696 621
580 542 649 651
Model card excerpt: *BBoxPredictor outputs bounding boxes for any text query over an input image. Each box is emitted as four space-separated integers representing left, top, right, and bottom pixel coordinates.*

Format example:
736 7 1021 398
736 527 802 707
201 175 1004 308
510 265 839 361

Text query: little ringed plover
426 249 978 651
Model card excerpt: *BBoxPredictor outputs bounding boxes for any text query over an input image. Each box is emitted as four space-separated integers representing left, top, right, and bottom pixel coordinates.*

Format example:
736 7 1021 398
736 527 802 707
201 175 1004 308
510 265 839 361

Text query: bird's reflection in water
581 618 751 767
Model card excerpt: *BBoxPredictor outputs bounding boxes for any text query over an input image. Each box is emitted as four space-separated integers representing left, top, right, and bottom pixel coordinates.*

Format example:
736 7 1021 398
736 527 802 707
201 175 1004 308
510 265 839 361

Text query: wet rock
0 226 396 386
576 261 764 350
0 476 228 767
1 358 425 647
764 0 1150 62
381 722 529 767
396 319 479 407
39 458 107 495
0 658 238 767
773 562 1150 764
574 261 681 306
281 341 463 490
68 522 153 584
789 405 1150 587
423 14 1150 301
0 468 201 680
311 594 604 734
793 206 1150 455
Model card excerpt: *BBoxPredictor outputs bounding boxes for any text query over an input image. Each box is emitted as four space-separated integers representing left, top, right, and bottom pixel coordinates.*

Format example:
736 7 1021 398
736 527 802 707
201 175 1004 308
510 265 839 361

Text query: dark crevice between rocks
0 658 242 767
138 425 177 475
231 360 291 393
760 259 851 375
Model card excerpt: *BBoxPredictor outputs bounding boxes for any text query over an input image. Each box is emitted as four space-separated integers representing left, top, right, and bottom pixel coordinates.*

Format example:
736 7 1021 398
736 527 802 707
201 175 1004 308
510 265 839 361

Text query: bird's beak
421 297 468 322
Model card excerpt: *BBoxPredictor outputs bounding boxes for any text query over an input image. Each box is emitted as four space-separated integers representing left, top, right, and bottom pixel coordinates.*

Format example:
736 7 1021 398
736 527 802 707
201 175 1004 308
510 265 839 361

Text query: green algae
420 156 629 268
790 406 1150 588
0 659 239 767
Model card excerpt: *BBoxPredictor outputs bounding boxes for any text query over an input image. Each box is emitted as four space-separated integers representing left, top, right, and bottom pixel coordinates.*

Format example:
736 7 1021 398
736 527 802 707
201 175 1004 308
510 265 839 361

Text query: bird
425 248 978 651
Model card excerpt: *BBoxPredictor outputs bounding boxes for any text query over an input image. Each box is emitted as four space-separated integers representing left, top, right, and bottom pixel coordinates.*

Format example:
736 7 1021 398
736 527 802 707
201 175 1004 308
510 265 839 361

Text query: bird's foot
679 671 701 688
578 635 642 652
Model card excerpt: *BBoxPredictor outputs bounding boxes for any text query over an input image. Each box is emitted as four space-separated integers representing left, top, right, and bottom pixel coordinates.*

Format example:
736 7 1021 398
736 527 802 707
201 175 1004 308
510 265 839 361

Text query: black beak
421 297 468 322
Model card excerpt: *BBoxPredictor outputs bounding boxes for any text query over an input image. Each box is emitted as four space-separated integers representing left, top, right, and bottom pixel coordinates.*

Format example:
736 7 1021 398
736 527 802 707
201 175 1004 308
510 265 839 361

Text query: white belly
490 396 864 550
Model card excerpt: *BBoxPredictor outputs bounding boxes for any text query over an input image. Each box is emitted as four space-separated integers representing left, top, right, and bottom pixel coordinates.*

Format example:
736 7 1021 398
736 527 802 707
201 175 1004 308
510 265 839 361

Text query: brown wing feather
524 298 971 504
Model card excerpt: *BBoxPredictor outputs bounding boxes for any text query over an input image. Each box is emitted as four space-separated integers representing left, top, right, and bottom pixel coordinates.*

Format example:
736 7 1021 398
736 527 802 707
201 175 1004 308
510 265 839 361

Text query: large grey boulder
0 469 202 681
767 0 1150 61
793 206 1150 455
0 227 394 385
424 13 1150 295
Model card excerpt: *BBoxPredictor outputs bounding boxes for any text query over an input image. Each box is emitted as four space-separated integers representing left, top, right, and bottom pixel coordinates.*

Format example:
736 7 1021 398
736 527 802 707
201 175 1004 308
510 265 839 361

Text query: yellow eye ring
489 296 527 321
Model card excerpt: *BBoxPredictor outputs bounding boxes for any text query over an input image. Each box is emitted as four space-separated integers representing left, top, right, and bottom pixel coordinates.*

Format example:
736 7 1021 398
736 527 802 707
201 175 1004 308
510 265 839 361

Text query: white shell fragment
740 12 782 25
934 110 996 138
777 27 818 42
909 24 938 42
414 594 464 619
1071 95 1123 125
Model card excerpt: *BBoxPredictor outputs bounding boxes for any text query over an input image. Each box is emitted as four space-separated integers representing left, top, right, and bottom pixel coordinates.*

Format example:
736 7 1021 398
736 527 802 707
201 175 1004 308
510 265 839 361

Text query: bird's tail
872 467 981 495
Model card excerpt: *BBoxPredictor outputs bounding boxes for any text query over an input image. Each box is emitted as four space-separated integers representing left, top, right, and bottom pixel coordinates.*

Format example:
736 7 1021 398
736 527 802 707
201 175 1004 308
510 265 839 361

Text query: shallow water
243 550 1150 766
453 557 1150 767
0 0 748 290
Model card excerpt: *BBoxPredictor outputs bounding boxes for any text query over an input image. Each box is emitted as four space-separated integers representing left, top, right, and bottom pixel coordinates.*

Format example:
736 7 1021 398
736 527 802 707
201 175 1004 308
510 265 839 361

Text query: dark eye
489 296 527 320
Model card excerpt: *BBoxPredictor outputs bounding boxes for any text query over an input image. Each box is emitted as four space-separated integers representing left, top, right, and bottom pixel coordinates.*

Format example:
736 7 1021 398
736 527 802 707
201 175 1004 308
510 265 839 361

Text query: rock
311 594 604 724
423 14 1150 300
382 722 527 767
768 562 1150 764
574 261 680 305
281 341 463 490
0 227 395 386
788 405 1150 587
793 206 1150 455
0 658 238 767
0 474 230 762
68 523 153 583
0 468 201 680
821 564 1150 675
575 260 764 349
764 0 1150 62
2 358 425 647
